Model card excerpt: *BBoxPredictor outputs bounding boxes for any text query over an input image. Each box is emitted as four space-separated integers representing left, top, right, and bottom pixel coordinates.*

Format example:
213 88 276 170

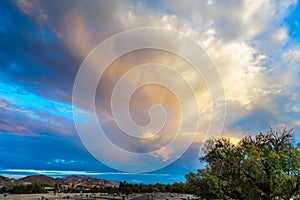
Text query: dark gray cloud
0 1 79 103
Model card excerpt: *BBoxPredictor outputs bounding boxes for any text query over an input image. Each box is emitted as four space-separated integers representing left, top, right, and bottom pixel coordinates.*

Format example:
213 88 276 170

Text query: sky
0 0 300 183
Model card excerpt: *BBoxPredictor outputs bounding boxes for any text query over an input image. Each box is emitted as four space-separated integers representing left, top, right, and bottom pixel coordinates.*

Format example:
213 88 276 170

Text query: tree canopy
185 127 300 200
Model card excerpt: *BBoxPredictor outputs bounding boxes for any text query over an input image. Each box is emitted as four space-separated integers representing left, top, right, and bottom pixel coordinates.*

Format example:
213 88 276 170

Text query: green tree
186 127 300 200
9 183 46 194
0 186 7 194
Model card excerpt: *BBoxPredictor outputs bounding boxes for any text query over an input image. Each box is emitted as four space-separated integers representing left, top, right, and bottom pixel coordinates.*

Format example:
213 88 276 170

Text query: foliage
0 186 7 194
69 181 187 195
118 181 187 195
9 183 46 194
185 127 300 200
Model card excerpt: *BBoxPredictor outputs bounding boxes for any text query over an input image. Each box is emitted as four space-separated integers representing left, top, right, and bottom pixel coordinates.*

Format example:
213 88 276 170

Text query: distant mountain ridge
56 175 114 187
19 175 56 186
0 176 17 189
0 174 116 189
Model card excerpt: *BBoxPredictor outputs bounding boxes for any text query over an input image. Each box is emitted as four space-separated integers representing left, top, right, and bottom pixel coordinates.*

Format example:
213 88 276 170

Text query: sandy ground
2 193 88 200
2 193 197 200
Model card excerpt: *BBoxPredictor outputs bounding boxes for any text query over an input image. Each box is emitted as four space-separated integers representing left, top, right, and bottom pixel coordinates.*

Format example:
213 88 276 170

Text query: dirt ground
2 193 197 200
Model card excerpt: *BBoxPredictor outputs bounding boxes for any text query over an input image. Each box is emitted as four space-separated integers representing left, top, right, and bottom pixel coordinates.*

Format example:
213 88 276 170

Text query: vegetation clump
185 127 300 200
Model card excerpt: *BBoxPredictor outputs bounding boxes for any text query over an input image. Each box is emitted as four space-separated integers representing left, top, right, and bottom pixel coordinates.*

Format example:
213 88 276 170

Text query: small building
44 186 55 193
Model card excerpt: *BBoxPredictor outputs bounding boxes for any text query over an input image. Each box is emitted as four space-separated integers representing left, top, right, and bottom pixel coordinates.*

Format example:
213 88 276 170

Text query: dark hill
57 175 115 187
0 174 115 189
0 176 17 188
19 175 56 186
